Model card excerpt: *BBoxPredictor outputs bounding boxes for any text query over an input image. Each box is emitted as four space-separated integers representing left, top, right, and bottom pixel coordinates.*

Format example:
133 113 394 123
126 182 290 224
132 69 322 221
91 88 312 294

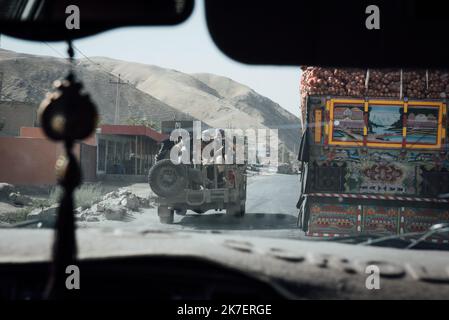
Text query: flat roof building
0 124 167 186
96 125 168 180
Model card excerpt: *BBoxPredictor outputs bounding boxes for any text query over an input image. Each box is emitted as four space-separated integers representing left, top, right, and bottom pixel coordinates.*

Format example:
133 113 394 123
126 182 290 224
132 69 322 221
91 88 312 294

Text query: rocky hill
0 49 300 153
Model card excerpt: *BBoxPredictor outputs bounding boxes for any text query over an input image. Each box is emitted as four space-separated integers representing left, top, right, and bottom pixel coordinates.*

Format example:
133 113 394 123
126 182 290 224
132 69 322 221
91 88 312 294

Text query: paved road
82 173 305 240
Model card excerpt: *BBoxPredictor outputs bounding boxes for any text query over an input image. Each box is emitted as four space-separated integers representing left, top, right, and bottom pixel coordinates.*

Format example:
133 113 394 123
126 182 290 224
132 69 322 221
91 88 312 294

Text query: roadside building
95 125 167 180
0 124 166 186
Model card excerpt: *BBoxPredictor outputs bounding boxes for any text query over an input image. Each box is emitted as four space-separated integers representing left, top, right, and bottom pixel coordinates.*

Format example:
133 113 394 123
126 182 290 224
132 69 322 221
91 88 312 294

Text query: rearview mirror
205 0 449 68
0 0 194 41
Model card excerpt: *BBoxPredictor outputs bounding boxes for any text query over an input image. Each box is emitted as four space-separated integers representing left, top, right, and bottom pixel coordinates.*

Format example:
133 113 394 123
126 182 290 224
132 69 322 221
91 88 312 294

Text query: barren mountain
191 73 301 154
0 49 190 124
88 57 301 152
0 49 300 153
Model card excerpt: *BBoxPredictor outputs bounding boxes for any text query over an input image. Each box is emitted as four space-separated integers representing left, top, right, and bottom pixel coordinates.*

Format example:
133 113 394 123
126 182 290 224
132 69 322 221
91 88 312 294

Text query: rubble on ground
27 204 58 225
19 187 152 224
8 192 33 206
1 183 33 206
75 188 152 223
0 183 15 201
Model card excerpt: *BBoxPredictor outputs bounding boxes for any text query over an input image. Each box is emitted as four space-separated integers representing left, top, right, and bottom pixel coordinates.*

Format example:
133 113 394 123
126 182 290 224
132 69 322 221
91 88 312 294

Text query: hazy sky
1 1 300 117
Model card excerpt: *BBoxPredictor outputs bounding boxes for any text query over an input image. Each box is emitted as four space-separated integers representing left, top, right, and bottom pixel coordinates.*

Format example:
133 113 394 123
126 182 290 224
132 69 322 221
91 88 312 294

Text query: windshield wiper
325 223 449 250
0 219 50 229
362 223 449 250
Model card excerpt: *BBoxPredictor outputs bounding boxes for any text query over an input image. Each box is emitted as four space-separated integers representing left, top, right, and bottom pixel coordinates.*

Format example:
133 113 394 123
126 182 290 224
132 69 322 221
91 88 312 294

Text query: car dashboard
0 228 449 300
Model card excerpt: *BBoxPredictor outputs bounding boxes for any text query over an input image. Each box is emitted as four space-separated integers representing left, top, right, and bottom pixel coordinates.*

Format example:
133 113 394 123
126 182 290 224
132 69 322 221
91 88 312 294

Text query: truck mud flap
297 196 309 232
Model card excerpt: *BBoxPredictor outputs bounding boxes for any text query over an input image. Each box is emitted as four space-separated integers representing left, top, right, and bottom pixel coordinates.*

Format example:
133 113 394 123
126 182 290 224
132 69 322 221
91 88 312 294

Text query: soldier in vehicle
201 128 227 187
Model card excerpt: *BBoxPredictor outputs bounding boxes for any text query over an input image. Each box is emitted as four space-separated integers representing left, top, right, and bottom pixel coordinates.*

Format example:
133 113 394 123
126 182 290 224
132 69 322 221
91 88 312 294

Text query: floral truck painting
297 67 449 240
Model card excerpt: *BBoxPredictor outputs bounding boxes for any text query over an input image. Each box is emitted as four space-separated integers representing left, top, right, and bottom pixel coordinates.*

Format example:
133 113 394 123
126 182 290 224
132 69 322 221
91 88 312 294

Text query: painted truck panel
299 95 449 239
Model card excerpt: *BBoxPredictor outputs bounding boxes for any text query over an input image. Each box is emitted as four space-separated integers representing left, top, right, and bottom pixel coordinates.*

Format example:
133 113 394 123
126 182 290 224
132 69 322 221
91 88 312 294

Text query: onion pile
300 66 449 102
299 67 449 127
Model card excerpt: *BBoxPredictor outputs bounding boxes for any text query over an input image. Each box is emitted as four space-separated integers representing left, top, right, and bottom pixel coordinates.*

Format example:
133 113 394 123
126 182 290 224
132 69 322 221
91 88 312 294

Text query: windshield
0 1 448 252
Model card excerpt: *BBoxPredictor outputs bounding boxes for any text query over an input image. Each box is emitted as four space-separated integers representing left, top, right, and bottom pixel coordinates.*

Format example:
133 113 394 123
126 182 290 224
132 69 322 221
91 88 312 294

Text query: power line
71 43 121 79
38 43 194 125
42 42 66 59
72 44 130 125
69 44 134 125
64 44 196 124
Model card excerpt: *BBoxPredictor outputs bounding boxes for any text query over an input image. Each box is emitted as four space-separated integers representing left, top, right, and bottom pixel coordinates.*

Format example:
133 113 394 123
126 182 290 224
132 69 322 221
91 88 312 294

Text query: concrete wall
0 136 96 186
0 136 64 185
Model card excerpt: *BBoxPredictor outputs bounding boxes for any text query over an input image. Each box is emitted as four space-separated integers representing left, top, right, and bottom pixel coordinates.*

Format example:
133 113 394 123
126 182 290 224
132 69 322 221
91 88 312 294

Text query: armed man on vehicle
149 123 247 224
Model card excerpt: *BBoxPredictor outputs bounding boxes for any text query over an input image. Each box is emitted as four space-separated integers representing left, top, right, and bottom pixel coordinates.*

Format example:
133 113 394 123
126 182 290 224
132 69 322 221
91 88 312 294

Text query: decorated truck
297 67 449 240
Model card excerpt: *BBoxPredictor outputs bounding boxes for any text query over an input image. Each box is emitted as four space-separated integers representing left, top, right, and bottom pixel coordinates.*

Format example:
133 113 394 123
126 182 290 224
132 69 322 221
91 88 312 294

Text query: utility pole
109 74 127 124
0 72 3 101
280 143 285 163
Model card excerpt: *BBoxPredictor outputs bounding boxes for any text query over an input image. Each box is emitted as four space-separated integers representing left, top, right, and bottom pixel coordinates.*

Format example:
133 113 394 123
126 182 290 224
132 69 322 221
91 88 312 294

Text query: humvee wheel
158 206 174 224
149 159 187 198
